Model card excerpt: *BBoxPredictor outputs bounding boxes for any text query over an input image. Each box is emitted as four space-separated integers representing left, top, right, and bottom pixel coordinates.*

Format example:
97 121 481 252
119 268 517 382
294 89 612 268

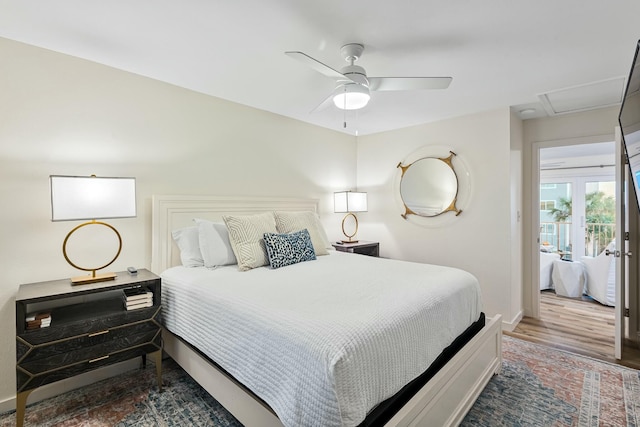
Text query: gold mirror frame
397 151 462 219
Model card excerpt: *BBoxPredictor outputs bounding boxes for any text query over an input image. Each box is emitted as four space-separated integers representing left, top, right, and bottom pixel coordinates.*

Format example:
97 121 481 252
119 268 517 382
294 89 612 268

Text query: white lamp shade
334 191 368 213
333 84 371 110
51 175 137 221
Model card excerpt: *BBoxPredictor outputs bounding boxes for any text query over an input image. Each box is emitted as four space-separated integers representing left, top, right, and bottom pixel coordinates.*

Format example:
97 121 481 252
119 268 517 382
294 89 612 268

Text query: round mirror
398 152 461 218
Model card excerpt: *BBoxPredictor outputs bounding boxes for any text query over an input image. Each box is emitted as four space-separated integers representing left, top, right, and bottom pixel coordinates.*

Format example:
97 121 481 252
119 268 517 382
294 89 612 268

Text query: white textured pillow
171 226 204 268
194 219 237 268
223 212 278 271
274 211 330 256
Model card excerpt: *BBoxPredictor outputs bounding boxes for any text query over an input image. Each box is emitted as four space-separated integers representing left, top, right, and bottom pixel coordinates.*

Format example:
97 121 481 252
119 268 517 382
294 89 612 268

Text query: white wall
0 38 356 407
521 106 619 316
356 108 523 328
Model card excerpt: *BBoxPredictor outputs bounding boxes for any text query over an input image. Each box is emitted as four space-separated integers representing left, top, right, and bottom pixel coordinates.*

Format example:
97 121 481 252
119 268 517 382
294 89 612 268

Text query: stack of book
26 312 51 330
123 287 153 311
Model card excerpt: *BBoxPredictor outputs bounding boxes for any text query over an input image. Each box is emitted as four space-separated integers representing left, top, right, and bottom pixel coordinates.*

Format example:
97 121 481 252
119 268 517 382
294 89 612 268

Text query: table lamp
334 191 367 243
50 175 136 285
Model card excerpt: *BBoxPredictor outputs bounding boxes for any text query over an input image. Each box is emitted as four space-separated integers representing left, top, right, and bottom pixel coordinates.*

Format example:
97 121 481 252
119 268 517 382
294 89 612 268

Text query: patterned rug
462 337 640 427
2 336 639 426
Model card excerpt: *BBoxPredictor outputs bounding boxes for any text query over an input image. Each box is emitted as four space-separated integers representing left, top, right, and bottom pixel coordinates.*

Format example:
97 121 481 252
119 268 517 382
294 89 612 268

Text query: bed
151 195 502 427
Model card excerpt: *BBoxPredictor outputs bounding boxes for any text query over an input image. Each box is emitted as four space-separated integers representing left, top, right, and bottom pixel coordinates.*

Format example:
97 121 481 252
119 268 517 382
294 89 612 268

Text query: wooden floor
507 291 640 370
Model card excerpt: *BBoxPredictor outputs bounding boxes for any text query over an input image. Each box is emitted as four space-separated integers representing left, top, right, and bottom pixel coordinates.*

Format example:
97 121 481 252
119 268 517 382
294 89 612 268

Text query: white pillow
274 211 330 256
223 212 278 271
194 219 237 268
171 226 204 268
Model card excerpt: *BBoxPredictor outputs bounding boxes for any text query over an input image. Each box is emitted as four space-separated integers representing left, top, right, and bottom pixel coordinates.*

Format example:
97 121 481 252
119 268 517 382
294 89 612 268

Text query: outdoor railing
540 221 615 258
585 222 615 256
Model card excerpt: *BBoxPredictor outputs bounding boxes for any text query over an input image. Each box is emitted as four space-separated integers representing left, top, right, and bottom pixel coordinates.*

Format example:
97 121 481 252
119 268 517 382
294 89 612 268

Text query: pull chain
343 86 347 128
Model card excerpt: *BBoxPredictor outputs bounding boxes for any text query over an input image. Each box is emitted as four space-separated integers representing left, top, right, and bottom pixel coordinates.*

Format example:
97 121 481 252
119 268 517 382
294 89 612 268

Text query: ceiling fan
285 43 452 112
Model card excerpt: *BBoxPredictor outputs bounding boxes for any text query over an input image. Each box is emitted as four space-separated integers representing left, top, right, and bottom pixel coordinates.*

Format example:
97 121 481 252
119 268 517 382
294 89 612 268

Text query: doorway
514 141 618 360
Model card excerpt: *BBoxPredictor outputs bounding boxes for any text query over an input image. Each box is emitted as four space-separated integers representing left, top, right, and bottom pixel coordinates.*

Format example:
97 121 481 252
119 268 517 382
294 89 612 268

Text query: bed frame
151 195 502 427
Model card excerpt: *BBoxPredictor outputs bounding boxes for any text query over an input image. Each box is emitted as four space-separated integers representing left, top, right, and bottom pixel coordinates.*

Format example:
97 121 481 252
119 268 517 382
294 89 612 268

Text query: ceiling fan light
333 84 370 110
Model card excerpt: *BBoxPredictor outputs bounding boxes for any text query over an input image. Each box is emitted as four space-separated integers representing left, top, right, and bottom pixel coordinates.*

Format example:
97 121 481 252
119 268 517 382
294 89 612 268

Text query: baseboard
0 358 140 414
501 310 523 332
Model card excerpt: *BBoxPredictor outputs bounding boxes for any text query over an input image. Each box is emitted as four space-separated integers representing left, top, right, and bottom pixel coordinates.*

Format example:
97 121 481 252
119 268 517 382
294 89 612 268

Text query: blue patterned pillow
263 229 317 269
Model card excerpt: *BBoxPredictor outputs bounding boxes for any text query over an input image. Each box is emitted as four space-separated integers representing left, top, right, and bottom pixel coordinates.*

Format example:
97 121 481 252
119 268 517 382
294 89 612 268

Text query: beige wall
0 38 355 407
510 111 524 326
356 108 523 328
6 34 595 411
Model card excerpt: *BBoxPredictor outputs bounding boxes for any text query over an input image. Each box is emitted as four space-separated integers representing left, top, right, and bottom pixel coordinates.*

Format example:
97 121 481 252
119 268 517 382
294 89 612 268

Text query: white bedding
161 251 482 427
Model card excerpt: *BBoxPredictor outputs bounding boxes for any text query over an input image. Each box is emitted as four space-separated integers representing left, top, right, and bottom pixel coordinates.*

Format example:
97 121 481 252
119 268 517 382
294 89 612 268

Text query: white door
614 127 627 360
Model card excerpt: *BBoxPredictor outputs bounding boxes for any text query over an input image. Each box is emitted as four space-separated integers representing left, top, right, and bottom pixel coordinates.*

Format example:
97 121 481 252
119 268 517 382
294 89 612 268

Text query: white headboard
151 195 320 274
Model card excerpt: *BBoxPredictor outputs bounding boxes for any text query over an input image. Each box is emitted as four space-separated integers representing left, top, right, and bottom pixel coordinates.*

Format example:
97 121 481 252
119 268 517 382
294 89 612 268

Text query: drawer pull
88 330 110 337
89 355 110 363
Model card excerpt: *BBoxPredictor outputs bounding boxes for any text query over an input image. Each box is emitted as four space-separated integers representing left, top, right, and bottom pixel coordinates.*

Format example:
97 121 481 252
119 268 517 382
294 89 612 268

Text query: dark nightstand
15 269 162 427
332 240 379 257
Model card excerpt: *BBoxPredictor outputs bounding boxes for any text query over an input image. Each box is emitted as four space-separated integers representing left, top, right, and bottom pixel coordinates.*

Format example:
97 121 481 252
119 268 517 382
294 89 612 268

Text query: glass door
584 180 616 257
540 182 573 259
539 179 616 260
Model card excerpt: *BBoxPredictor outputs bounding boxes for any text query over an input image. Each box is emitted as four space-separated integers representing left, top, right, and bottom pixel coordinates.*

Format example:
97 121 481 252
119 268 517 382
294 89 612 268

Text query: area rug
462 336 640 427
2 336 639 426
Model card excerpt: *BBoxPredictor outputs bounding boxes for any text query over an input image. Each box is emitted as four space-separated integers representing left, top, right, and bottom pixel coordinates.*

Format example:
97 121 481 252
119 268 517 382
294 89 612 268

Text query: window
541 223 556 234
540 183 557 189
540 200 556 211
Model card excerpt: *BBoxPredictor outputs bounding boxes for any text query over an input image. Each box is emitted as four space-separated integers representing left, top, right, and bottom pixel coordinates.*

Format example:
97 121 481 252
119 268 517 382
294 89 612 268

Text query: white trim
528 133 615 318
615 126 625 359
529 141 542 318
501 310 523 332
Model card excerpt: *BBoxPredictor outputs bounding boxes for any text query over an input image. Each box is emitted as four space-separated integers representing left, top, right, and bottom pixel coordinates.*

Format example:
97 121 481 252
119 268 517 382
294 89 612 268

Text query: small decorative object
50 175 136 284
397 151 461 219
334 191 368 243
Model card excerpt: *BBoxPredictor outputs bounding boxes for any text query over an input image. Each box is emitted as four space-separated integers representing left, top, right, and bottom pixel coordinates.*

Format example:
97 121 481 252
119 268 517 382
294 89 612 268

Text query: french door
540 175 615 261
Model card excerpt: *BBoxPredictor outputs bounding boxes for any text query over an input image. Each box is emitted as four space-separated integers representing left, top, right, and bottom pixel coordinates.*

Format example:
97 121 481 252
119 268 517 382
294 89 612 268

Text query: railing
540 221 572 258
585 222 615 256
540 221 615 258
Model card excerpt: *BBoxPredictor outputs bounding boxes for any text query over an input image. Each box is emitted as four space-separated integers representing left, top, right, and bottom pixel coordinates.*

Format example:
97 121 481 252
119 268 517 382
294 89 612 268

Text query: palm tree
548 191 615 255
549 197 572 223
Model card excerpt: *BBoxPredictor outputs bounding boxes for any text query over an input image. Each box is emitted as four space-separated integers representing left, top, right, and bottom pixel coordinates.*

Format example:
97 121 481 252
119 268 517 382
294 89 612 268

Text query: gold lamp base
341 212 359 244
63 220 123 286
71 272 117 285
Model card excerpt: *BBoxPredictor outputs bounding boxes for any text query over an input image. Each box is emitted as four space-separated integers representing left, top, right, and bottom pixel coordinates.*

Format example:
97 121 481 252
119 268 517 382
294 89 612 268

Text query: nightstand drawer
17 320 160 364
332 241 379 257
19 327 161 376
17 344 160 392
18 302 160 346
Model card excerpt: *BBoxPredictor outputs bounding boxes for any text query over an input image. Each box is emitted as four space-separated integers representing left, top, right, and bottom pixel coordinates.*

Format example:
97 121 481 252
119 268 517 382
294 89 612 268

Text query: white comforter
161 251 482 427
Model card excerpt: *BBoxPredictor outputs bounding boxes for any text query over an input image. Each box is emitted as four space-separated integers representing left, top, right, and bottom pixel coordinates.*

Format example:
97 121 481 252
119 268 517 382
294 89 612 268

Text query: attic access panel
539 77 626 116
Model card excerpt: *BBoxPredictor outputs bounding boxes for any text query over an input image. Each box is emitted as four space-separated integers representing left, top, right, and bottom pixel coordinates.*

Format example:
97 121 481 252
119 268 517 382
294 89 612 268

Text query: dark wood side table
332 240 380 257
15 269 162 427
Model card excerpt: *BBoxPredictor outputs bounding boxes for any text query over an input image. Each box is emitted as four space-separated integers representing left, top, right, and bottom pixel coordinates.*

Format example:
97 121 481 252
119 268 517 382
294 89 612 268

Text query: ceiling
540 142 615 170
1 0 639 136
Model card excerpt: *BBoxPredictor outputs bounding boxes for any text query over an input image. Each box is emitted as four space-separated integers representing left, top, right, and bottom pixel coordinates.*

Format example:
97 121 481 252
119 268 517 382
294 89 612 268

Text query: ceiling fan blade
368 77 452 91
285 51 347 80
309 91 337 113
